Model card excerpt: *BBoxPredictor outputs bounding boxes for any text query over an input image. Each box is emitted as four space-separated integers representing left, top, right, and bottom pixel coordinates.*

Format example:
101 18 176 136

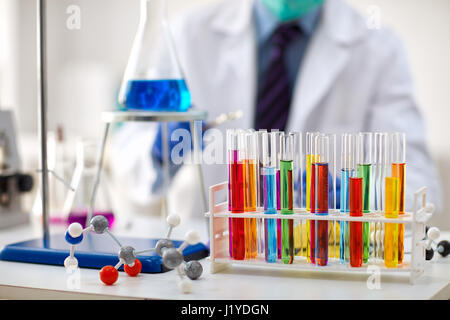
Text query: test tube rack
205 181 434 285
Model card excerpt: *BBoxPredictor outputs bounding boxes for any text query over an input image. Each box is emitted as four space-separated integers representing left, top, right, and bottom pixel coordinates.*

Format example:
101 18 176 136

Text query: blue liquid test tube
262 132 278 262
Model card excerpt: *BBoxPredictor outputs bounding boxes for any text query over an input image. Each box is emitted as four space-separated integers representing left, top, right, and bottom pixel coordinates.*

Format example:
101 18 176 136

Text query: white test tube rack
205 181 434 285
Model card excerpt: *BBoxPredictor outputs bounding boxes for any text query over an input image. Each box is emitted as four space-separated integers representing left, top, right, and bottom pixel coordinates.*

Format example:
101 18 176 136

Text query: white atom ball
167 214 181 227
185 230 200 245
68 223 83 238
179 279 193 294
64 256 78 270
427 227 440 241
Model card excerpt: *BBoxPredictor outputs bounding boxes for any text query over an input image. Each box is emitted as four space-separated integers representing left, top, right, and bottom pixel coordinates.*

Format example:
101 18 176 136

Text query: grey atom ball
118 246 136 265
162 248 183 269
155 239 174 256
184 261 203 280
90 215 109 234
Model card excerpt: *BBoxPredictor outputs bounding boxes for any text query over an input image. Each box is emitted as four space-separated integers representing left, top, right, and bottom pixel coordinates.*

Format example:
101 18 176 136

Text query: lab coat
111 0 441 218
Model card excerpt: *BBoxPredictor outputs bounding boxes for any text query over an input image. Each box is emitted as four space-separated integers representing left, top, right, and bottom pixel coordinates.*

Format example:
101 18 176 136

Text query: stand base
0 233 209 273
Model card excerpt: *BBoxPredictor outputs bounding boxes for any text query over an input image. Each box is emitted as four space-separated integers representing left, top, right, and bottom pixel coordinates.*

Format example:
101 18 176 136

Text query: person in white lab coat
111 0 441 218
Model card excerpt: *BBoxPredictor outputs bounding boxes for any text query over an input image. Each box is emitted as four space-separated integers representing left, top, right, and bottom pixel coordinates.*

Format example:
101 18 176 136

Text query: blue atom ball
65 230 83 245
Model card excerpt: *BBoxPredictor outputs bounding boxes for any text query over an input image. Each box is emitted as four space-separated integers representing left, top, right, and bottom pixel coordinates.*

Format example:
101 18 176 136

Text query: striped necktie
255 22 302 131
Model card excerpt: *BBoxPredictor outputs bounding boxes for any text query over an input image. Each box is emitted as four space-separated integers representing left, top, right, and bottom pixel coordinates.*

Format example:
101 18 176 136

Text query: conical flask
118 0 191 111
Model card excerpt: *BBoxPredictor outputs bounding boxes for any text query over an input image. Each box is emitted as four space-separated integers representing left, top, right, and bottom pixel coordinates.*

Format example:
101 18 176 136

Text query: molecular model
64 214 204 293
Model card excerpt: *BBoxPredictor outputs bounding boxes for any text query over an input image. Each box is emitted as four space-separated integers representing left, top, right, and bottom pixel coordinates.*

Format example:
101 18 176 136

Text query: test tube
306 132 319 263
349 175 363 267
262 132 277 262
328 135 337 260
274 131 284 259
227 129 245 260
280 133 295 264
356 132 373 263
244 130 258 259
291 132 303 257
391 132 406 264
227 130 233 258
256 130 267 208
306 132 320 211
313 133 332 266
256 129 267 255
373 132 385 259
291 132 303 210
383 133 399 268
340 133 355 263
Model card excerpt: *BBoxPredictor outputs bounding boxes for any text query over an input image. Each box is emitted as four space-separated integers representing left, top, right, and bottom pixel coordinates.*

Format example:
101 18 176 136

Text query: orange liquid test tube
391 132 406 264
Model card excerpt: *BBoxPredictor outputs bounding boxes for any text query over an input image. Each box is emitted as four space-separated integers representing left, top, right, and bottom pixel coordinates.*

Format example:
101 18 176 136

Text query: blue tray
0 233 209 273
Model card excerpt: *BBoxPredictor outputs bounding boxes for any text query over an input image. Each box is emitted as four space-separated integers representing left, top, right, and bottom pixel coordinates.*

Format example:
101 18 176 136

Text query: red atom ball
99 265 119 285
124 259 142 277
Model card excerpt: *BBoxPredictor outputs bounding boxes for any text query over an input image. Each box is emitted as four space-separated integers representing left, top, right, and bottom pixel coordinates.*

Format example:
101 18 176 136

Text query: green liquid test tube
280 134 294 264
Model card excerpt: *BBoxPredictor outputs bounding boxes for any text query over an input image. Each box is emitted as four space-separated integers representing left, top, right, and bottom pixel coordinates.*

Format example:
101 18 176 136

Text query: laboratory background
0 0 449 232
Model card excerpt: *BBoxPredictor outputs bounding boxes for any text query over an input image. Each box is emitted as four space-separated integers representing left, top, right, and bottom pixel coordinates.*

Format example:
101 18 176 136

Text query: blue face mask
261 0 324 22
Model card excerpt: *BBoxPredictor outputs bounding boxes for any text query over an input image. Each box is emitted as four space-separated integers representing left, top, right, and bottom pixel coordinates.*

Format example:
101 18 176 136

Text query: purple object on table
67 210 115 229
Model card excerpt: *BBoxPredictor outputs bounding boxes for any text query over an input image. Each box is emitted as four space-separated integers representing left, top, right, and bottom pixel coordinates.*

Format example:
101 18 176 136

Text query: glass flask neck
140 0 168 27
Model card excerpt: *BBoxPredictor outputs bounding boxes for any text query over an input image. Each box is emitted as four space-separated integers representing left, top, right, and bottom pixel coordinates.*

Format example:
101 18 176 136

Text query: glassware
118 0 191 111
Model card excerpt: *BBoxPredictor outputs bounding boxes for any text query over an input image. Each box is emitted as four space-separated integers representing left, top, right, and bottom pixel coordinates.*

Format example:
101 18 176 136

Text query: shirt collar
253 0 322 44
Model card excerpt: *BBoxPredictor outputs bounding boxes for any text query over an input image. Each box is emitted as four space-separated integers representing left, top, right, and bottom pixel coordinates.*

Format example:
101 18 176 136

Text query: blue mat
0 233 209 273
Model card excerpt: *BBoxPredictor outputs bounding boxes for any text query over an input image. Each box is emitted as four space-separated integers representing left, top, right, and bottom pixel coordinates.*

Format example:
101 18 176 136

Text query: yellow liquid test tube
244 158 258 259
384 176 399 268
305 153 313 261
305 133 320 261
294 223 301 256
392 162 405 264
306 154 312 211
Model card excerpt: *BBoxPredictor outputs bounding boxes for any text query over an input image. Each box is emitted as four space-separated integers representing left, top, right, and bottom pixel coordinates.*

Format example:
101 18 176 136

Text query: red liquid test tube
227 130 245 260
349 177 363 267
228 157 232 257
315 162 329 266
309 162 316 264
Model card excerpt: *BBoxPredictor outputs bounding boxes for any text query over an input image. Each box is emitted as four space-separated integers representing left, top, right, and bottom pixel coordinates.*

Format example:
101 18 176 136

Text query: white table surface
0 215 448 300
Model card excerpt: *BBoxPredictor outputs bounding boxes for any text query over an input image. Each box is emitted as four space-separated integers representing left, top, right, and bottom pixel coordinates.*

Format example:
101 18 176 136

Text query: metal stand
87 110 209 233
37 0 50 242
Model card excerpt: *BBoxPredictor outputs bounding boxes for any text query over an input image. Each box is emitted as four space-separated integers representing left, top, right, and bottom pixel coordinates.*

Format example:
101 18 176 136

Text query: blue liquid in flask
124 79 191 111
